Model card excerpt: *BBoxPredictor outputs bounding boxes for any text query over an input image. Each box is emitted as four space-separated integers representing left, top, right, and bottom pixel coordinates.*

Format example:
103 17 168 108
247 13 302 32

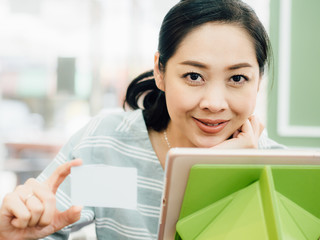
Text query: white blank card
71 165 137 209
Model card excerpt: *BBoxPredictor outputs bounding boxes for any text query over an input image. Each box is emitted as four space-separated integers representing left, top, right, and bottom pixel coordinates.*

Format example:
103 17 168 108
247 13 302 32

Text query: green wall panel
289 0 320 127
268 0 320 148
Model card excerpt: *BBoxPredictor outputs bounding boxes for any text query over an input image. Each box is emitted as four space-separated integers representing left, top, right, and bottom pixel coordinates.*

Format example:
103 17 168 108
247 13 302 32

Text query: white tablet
157 148 320 240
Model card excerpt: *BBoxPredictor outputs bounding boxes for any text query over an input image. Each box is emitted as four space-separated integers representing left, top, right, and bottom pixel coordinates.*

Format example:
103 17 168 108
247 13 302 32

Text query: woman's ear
154 52 165 91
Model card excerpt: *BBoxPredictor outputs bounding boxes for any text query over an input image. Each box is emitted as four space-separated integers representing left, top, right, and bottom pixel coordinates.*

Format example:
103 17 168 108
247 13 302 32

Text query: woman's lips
193 117 229 134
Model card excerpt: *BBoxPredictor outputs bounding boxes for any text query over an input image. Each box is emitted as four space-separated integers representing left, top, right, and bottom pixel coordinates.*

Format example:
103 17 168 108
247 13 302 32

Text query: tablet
157 148 320 240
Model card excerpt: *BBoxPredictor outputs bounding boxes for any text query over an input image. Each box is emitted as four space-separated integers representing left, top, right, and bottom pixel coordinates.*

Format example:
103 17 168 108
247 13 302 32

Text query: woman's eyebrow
228 63 253 70
179 60 209 69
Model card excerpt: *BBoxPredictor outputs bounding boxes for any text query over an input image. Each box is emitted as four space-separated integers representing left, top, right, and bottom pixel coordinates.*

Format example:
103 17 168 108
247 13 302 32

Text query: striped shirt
38 109 284 240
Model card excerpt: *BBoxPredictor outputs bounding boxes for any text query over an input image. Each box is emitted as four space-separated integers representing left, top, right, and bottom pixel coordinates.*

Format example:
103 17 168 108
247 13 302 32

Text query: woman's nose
199 82 228 112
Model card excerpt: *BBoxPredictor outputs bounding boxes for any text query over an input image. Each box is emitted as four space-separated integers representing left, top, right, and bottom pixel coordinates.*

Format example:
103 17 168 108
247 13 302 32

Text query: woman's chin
195 139 226 148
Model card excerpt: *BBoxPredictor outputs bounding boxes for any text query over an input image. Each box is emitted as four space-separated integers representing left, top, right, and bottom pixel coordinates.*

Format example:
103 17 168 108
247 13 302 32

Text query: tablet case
175 164 320 240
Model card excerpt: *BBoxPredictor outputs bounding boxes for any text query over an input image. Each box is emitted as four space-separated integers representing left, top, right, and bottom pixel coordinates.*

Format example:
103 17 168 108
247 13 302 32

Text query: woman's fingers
37 193 56 227
239 116 263 148
52 206 83 232
213 115 264 149
5 159 82 230
238 119 253 135
4 192 31 229
248 115 264 138
7 184 35 228
24 178 56 227
46 159 82 194
25 195 43 227
0 159 84 240
6 179 48 228
23 159 82 227
232 129 240 138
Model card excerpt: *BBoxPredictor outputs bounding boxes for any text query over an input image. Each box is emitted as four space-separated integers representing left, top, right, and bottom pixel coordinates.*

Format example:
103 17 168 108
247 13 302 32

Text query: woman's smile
192 117 229 134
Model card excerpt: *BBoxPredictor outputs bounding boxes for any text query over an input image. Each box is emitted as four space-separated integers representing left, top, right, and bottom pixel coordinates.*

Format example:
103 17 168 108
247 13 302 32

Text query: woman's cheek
232 93 257 117
166 84 200 113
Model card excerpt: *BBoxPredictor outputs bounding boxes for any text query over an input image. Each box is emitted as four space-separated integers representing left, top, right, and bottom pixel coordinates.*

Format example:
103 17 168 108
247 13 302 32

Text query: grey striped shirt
39 109 284 240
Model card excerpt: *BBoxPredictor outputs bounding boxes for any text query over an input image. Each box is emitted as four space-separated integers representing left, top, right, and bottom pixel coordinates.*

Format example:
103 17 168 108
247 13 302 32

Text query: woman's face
155 22 261 148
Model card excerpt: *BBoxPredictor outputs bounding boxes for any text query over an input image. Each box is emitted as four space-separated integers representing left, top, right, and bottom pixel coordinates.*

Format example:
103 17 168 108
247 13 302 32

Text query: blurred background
0 0 319 235
0 0 179 192
0 0 269 188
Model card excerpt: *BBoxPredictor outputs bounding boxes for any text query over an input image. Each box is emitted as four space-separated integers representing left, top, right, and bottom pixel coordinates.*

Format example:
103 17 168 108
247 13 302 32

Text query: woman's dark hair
124 0 271 132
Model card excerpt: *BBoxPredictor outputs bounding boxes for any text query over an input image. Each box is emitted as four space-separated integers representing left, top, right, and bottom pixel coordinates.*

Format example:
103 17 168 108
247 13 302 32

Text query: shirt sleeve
258 129 287 149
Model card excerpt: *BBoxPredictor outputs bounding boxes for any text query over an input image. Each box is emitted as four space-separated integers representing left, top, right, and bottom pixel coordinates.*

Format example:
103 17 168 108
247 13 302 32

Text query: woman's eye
189 73 201 81
230 75 248 84
184 72 203 84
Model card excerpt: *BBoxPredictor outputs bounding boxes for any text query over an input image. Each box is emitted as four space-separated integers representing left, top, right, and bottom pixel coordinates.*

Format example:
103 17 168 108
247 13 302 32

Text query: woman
0 0 283 239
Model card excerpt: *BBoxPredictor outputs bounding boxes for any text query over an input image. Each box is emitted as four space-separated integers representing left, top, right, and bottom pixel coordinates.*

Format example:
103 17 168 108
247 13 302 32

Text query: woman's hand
0 159 83 240
213 115 264 149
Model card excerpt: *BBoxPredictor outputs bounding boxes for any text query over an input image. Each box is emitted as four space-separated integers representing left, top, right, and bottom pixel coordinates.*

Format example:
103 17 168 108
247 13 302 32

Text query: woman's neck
148 129 170 169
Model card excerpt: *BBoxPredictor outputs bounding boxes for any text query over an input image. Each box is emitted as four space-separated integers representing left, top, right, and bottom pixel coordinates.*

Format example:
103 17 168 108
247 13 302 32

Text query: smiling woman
154 22 261 149
0 0 284 240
